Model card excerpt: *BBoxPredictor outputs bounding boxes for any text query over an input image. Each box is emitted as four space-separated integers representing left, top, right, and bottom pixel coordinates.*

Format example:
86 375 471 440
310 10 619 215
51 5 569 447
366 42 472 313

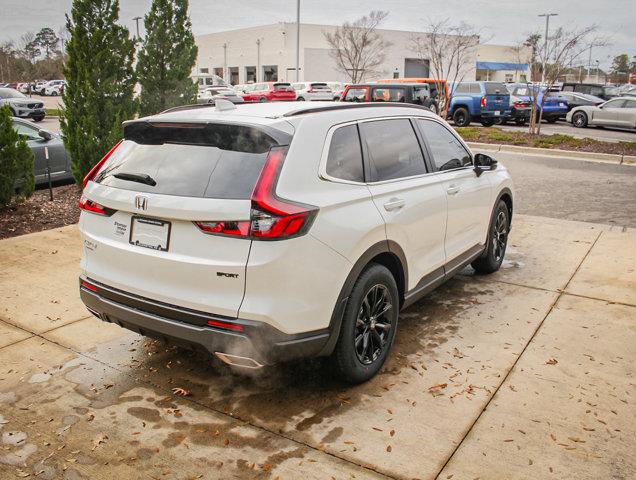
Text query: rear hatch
272 83 296 100
308 83 332 99
80 120 289 318
484 82 509 113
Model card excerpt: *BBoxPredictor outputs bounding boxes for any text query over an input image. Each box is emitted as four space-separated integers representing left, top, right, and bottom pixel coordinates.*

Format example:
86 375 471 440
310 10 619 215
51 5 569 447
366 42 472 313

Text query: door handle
383 198 405 211
446 185 460 195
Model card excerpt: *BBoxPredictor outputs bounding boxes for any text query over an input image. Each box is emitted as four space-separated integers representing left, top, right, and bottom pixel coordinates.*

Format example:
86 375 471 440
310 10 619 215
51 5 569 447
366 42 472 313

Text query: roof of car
141 101 438 123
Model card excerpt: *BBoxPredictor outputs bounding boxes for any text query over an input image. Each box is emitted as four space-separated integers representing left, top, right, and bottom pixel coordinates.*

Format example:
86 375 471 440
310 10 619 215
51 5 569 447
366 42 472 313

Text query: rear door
416 119 493 264
594 99 625 125
361 118 447 290
80 121 287 318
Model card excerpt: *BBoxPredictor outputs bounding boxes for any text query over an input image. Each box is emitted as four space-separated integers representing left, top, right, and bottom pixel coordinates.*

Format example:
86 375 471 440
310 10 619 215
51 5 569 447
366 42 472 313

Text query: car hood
1 98 32 106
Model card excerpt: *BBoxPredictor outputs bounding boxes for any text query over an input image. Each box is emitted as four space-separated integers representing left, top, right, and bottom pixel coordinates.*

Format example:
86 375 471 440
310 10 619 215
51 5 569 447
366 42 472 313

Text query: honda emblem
135 195 148 211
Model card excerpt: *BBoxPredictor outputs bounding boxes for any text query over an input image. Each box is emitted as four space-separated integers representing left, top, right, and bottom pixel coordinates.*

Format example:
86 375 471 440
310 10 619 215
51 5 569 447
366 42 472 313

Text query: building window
263 65 278 81
505 73 514 83
245 66 256 83
229 67 239 85
199 68 209 74
214 67 224 79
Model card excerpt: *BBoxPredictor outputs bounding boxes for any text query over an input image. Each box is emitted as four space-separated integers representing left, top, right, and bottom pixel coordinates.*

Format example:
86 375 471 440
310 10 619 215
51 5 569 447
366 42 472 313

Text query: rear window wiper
112 172 157 186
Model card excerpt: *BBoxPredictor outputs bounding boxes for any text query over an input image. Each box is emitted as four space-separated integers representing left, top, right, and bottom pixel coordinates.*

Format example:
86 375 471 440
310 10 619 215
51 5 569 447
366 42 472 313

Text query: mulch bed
455 127 636 156
0 184 81 240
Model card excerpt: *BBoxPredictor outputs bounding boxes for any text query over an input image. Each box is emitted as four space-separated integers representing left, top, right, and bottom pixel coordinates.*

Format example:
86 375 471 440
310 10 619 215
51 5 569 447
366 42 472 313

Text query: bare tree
323 11 391 83
410 19 480 117
525 25 606 134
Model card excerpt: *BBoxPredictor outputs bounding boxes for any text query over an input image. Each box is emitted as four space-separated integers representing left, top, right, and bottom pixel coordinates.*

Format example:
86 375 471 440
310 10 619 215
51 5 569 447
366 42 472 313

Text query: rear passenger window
417 120 472 171
360 119 426 182
326 125 364 182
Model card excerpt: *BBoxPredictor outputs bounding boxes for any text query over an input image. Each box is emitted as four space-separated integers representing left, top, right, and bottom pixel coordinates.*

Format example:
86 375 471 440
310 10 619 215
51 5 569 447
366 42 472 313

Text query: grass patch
46 108 62 117
454 126 636 156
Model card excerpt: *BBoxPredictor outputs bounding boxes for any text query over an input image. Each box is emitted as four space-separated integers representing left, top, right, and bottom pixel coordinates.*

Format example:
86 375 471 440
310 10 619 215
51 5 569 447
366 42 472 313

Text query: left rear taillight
82 140 123 189
195 146 318 240
480 96 487 108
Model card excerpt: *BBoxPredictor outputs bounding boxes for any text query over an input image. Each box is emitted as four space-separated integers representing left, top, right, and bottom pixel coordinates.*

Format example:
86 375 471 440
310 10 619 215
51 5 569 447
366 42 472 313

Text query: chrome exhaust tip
214 352 264 369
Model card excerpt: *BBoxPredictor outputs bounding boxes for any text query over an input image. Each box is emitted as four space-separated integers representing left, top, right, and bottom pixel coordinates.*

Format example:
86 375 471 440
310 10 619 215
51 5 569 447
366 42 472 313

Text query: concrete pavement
0 215 634 479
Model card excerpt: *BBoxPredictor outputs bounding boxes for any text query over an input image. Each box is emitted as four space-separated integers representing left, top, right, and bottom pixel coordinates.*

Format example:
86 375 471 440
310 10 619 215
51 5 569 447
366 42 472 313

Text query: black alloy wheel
492 210 508 263
354 284 393 365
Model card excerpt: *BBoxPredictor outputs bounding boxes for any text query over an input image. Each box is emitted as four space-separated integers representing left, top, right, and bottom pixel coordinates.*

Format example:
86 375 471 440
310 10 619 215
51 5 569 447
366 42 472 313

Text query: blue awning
476 61 528 71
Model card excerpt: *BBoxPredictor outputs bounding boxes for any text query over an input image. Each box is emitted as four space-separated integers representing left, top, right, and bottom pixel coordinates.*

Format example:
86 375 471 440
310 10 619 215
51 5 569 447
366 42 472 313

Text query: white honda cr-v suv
79 100 513 383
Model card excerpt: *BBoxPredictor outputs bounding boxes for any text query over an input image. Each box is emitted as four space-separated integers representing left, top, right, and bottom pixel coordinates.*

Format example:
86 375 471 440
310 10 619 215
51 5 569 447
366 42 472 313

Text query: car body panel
565 97 636 128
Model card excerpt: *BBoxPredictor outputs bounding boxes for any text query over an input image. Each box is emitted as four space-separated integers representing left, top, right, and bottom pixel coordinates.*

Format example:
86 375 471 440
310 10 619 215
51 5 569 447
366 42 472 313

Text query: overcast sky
2 0 634 69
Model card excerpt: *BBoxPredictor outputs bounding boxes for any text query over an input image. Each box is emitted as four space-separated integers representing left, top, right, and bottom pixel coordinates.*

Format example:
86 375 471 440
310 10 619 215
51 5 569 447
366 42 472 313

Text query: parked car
507 85 568 123
292 82 333 101
77 100 513 383
17 83 30 94
341 83 437 112
380 78 450 104
240 82 296 102
560 83 619 101
0 88 45 121
448 81 510 127
326 82 346 101
566 96 636 129
197 87 244 104
44 80 65 96
34 81 48 95
12 118 72 184
554 91 604 111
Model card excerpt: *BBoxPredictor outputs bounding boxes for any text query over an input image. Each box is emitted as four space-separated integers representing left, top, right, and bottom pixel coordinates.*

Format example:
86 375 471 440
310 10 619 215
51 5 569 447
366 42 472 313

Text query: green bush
0 105 35 206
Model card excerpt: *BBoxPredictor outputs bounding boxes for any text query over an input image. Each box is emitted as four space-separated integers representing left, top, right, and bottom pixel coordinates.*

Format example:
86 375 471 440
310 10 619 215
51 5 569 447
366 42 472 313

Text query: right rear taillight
195 146 318 240
480 96 487 108
82 140 123 189
78 195 112 216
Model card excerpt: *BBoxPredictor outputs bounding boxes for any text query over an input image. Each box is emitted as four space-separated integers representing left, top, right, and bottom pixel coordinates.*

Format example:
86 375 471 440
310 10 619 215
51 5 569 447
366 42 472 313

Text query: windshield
0 88 26 99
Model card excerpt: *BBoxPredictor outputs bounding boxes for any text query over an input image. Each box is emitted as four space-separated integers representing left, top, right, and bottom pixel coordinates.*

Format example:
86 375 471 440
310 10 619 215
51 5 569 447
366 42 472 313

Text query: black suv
560 83 620 101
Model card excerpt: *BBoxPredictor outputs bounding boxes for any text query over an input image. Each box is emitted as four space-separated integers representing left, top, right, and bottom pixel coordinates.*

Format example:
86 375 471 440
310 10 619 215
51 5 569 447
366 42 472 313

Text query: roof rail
282 102 434 117
160 103 217 114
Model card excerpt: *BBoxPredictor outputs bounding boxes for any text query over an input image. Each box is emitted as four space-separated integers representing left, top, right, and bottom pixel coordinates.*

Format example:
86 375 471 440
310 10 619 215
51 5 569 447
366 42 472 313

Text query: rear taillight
480 96 487 108
195 146 318 240
82 140 123 189
78 195 113 216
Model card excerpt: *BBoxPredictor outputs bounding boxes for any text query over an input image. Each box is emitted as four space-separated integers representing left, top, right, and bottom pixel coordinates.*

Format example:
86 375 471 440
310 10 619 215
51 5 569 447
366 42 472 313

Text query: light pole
133 16 142 40
595 60 600 84
295 0 300 82
538 13 558 84
256 39 261 82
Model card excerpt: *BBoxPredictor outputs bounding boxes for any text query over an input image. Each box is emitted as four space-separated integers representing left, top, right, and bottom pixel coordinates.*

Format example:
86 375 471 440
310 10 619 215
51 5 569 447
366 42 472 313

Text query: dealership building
194 23 530 85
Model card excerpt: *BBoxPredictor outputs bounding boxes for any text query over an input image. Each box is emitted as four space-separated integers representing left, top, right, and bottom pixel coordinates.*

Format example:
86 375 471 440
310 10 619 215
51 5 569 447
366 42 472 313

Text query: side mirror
474 153 498 177
38 129 53 141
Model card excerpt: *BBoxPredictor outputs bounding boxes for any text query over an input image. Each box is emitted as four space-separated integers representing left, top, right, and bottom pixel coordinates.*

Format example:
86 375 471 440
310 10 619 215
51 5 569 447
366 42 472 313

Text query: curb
466 142 635 166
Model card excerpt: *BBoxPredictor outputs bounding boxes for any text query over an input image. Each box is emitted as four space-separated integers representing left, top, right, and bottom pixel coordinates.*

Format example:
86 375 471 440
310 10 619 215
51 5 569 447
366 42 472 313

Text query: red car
240 82 296 102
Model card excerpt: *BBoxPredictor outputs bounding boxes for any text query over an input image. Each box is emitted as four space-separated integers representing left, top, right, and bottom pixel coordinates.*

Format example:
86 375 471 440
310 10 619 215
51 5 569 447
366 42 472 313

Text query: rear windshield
485 83 507 95
95 123 280 199
273 83 293 91
310 83 330 90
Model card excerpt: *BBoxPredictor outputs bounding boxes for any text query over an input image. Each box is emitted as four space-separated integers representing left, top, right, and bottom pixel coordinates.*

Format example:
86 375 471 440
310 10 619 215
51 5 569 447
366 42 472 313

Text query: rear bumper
79 277 330 365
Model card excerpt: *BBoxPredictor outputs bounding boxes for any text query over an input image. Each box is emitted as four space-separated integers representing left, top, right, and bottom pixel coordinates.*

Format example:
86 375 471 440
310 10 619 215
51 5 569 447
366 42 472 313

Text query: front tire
259 96 267 102
332 264 399 383
297 97 305 101
453 107 471 127
472 200 510 274
480 118 496 127
572 111 588 128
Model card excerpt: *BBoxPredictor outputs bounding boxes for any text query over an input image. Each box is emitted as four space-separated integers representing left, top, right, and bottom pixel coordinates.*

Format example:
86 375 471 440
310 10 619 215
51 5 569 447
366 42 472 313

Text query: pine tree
61 0 136 185
136 0 198 117
0 105 35 206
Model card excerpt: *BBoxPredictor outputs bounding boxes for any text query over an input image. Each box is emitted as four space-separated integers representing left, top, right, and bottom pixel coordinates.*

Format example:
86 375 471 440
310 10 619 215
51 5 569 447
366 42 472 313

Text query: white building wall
476 44 532 83
195 23 480 85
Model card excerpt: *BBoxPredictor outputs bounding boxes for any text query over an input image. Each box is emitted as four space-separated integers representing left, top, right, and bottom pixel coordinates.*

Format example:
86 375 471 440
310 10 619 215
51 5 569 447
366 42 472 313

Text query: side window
344 88 367 102
417 120 472 171
13 122 41 141
603 99 625 108
360 119 426 182
371 88 406 102
624 100 636 108
469 83 481 94
325 125 364 182
454 83 470 94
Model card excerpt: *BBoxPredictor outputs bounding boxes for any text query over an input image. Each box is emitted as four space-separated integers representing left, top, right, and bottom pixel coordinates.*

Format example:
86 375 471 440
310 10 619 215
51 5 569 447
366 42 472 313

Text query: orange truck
379 78 449 102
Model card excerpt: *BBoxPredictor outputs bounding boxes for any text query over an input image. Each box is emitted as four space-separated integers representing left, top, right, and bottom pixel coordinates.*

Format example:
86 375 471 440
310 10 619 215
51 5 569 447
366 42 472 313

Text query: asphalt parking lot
1 211 634 479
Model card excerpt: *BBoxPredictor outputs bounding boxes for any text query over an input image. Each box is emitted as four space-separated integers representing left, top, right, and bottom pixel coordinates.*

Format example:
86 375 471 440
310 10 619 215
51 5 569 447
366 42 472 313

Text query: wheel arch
317 240 408 357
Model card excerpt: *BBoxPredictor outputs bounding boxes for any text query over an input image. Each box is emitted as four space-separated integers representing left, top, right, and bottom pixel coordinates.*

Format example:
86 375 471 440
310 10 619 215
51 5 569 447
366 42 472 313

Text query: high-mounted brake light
480 96 487 108
195 146 318 240
82 140 123 189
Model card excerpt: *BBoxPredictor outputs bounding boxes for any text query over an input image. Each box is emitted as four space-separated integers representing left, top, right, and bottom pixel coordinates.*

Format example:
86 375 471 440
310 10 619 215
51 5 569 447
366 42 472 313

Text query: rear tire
514 118 526 126
472 200 510 274
572 111 588 128
297 97 305 101
259 96 267 102
453 107 470 127
546 117 558 123
480 118 496 127
332 264 399 384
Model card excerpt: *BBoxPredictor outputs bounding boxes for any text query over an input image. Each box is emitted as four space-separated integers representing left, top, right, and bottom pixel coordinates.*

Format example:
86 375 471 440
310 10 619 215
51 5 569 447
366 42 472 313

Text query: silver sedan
566 96 636 129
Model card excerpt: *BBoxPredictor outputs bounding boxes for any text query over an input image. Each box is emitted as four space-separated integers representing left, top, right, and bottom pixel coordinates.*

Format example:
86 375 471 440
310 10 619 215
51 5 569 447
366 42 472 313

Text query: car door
361 117 448 292
616 99 636 127
593 99 625 125
415 118 493 266
12 120 47 179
